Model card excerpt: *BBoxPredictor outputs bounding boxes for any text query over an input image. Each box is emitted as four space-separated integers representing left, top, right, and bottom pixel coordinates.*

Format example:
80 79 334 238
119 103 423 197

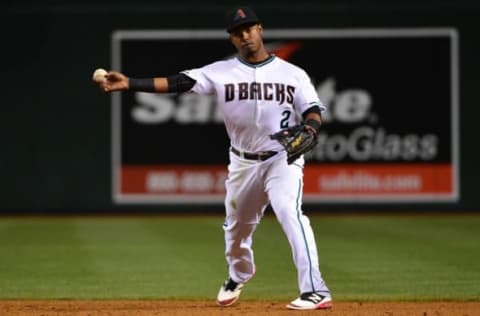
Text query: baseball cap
225 6 261 33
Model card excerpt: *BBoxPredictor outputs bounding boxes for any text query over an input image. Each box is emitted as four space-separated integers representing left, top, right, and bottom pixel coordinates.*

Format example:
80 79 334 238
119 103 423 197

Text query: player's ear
258 24 264 34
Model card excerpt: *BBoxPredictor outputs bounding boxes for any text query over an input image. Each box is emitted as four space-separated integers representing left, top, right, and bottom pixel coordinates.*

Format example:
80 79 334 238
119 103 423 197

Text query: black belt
231 147 277 161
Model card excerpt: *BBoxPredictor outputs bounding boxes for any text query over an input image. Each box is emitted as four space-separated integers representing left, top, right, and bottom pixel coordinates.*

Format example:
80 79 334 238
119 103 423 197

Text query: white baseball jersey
182 55 326 153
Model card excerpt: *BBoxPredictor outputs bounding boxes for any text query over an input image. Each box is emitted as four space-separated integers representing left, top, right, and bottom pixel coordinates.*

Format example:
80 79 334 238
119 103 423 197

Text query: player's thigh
265 161 304 214
225 160 269 223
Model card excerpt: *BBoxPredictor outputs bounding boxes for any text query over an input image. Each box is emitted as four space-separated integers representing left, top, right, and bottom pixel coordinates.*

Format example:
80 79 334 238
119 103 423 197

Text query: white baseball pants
223 150 330 295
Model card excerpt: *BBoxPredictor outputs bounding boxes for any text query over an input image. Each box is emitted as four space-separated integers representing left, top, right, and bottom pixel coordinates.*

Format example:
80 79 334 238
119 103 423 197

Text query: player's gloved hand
270 120 319 164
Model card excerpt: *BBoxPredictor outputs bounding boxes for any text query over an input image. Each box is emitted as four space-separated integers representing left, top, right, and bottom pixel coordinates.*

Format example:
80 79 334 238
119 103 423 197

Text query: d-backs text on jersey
224 82 295 105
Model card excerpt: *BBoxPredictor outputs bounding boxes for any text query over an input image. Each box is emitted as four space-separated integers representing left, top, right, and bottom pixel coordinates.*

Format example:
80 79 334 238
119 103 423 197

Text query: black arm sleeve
302 105 322 134
301 105 322 120
167 73 197 93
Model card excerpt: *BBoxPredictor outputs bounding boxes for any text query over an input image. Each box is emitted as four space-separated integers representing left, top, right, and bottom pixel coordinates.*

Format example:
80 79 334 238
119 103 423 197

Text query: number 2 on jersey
280 110 291 129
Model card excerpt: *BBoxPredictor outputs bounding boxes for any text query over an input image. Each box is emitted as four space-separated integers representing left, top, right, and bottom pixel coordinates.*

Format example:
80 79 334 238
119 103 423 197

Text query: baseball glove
270 124 318 164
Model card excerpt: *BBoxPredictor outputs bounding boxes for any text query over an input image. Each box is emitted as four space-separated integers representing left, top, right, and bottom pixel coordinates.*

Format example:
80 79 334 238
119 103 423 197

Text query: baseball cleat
286 292 333 310
216 277 244 306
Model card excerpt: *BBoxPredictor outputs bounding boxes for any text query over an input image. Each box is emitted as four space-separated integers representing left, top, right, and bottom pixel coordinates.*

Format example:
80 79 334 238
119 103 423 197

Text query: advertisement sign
112 29 459 203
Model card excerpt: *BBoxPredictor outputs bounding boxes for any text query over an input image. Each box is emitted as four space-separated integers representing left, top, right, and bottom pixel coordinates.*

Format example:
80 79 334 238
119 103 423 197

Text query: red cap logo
235 9 246 19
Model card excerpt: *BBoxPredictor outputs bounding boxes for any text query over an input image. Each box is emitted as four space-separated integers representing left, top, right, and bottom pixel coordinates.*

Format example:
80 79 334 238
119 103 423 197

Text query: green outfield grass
0 214 479 301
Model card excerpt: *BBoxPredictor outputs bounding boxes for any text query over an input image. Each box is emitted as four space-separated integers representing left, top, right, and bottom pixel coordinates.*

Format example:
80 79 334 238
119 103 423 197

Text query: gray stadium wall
1 1 479 213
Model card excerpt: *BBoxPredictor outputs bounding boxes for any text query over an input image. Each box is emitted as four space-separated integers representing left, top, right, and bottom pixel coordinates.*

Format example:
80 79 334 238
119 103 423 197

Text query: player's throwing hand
92 70 129 92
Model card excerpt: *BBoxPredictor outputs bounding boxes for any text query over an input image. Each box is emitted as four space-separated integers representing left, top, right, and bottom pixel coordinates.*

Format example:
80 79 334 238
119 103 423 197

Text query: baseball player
94 6 332 310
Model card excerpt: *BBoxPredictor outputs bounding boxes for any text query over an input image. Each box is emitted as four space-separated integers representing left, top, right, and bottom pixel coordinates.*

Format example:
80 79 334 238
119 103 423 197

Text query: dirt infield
1 300 479 316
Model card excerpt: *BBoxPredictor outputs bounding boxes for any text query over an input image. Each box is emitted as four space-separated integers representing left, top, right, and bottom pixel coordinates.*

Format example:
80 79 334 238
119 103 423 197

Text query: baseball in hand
92 68 108 83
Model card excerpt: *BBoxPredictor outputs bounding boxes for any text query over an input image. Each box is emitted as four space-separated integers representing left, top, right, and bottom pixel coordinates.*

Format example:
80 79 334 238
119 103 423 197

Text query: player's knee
271 205 298 223
224 218 257 237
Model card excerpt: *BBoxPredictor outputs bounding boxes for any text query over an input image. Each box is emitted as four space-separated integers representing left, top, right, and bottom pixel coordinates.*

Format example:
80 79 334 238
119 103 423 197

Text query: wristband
305 119 321 134
129 78 155 92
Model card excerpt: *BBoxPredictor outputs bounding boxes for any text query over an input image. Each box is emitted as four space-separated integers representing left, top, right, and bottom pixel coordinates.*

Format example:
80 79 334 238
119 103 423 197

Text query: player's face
229 24 264 57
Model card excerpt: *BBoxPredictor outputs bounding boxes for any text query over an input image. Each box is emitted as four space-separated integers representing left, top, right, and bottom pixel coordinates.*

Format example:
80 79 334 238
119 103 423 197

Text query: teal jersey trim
236 55 275 68
295 179 315 292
